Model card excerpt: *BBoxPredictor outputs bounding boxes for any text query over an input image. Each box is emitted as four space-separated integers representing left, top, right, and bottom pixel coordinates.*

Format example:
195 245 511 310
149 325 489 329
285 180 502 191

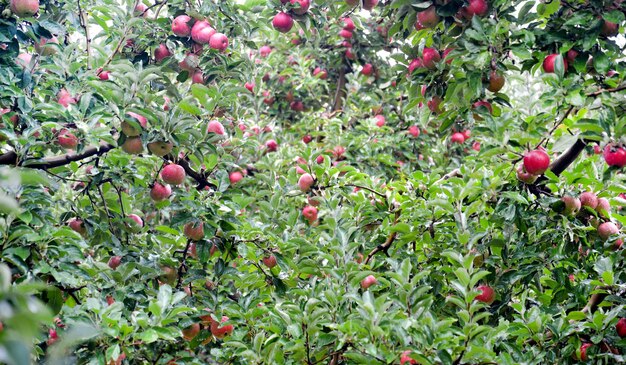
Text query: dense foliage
1 0 626 364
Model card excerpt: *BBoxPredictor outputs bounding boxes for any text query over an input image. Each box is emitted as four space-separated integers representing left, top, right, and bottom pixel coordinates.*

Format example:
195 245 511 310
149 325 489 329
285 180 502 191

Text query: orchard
1 0 626 364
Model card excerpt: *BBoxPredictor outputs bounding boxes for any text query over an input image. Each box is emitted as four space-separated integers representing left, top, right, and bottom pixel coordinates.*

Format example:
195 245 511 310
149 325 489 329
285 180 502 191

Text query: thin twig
77 0 92 70
176 239 192 290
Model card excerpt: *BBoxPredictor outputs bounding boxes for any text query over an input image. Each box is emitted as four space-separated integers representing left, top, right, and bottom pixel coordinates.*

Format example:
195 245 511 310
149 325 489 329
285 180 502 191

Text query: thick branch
0 142 115 169
332 64 347 112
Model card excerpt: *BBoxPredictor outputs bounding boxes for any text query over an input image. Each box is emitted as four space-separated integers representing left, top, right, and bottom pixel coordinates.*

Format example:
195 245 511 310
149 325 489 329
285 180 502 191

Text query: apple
361 63 374 76
616 318 626 337
561 196 581 216
422 47 440 69
408 58 423 74
182 323 200 341
601 20 619 37
179 52 200 72
302 135 312 144
150 183 172 202
290 0 310 15
226 171 243 185
461 130 471 140
290 101 304 112
298 173 314 191
374 115 385 127
155 44 172 62
210 316 234 339
58 129 79 149
161 164 186 185
147 141 173 156
472 100 493 120
263 255 277 268
16 53 32 69
98 70 110 81
121 137 143 154
342 17 355 31
464 0 489 17
121 111 147 137
68 218 87 236
47 328 58 346
273 12 294 33
345 48 355 60
266 139 278 152
339 29 353 38
108 256 122 270
10 0 39 17
262 91 275 105
579 192 598 209
523 149 550 175
360 275 377 289
209 33 229 51
244 82 255 92
566 49 578 63
184 221 204 241
400 350 417 365
417 6 439 28
333 146 346 159
475 284 495 304
451 132 465 144
487 70 505 92
207 120 225 135
579 343 592 361
427 96 443 114
191 20 215 44
172 15 192 37
57 89 77 108
595 198 610 217
472 141 481 151
259 45 272 57
542 54 567 73
302 205 318 223
362 0 378 10
603 144 626 167
598 222 619 240
408 126 420 137
35 36 59 56
313 67 328 79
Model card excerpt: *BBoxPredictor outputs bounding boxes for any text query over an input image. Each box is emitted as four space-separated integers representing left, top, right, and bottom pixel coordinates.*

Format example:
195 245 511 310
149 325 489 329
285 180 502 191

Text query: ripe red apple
580 192 598 209
598 222 619 240
108 256 122 270
154 44 171 63
58 129 79 149
259 45 272 57
595 198 610 217
98 70 110 81
461 130 471 140
302 205 318 223
298 173 314 191
227 171 243 185
339 29 353 38
408 58 423 74
290 101 304 112
542 54 567 73
362 0 378 10
147 141 173 156
464 0 489 17
302 135 312 144
603 144 626 167
472 141 481 151
422 47 440 69
342 17 355 31
263 255 277 269
566 49 578 63
121 137 143 154
191 20 215 44
400 351 418 365
417 6 439 28
616 318 626 337
184 221 204 241
10 0 39 17
57 89 77 108
265 139 278 152
428 96 443 114
207 120 225 135
172 15 192 37
472 100 493 120
345 48 355 60
361 63 374 76
244 82 255 92
601 20 619 37
179 53 200 72
47 328 58 346
475 284 495 304
408 126 420 137
451 132 465 144
313 67 328 79
290 0 310 15
561 196 581 216
182 323 200 341
360 275 377 289
374 115 385 127
210 316 234 339
35 36 59 56
191 70 204 84
273 12 294 33
122 111 148 137
68 218 87 236
579 343 592 361
263 91 275 105
161 164 186 185
209 33 229 51
523 149 550 175
16 53 32 69
487 70 505 92
150 183 172 202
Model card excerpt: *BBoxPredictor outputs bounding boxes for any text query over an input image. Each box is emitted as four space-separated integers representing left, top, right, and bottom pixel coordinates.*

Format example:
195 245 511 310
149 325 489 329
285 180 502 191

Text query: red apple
16 53 32 69
184 221 204 241
266 139 278 152
57 89 77 108
339 29 353 38
209 33 229 51
302 135 312 144
259 45 272 57
10 0 39 17
290 101 304 112
542 54 567 73
290 0 310 15
207 120 225 135
464 0 489 17
298 173 314 191
273 12 294 33
566 49 578 63
487 70 505 92
362 0 378 10
595 198 610 218
150 183 172 202
561 196 581 216
191 20 215 44
161 164 186 185
475 284 495 304
98 70 110 81
603 144 626 167
245 82 255 92
360 275 377 289
35 36 59 56
472 141 481 151
451 132 465 144
408 126 420 137
121 111 147 137
182 323 200 341
172 15 192 37
210 316 234 339
579 343 592 361
523 149 550 175
154 44 171 62
374 115 385 127
417 6 439 28
422 47 440 69
313 67 328 79
302 205 318 223
58 129 79 149
428 96 443 114
361 63 374 76
47 328 58 346
191 69 204 84
263 255 277 268
179 53 199 72
342 17 355 31
616 318 626 337
400 351 418 365
601 20 619 37
580 192 598 209
108 256 122 270
598 222 619 240
68 218 87 236
408 58 423 74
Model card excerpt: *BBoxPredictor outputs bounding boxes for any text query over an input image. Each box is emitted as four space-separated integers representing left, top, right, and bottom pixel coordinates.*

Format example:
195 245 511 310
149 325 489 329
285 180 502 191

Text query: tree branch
364 210 401 265
77 0 92 70
0 142 115 169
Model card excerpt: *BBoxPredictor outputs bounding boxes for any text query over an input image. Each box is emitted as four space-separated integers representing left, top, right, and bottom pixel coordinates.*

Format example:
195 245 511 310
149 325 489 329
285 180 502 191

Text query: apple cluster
560 191 622 246
272 0 311 33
